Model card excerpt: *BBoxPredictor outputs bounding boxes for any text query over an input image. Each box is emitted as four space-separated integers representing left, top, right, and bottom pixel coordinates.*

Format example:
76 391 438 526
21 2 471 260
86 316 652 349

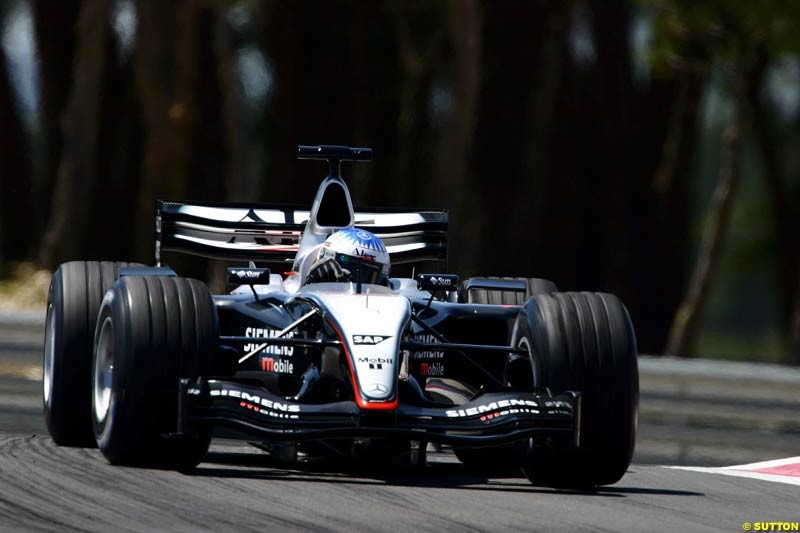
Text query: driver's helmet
318 228 390 285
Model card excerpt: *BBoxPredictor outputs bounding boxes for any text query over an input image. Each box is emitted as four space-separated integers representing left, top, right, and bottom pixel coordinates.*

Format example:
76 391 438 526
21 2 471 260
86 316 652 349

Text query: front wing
179 379 581 447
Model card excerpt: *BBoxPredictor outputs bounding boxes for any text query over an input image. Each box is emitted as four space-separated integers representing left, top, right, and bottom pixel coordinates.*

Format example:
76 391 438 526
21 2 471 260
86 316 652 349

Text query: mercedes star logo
368 383 388 394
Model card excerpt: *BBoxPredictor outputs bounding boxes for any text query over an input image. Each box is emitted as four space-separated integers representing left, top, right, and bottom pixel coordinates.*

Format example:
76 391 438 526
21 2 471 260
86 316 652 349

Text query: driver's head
317 228 390 285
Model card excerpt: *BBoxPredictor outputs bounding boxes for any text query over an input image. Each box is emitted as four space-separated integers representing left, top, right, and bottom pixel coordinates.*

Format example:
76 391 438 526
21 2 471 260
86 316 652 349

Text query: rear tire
512 292 638 487
458 277 556 305
92 275 218 469
43 261 143 447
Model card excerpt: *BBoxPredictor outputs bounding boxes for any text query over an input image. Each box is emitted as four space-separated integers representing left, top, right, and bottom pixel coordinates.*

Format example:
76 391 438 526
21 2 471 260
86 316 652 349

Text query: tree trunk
92 11 144 262
0 34 32 268
645 69 705 353
665 71 746 357
260 1 297 202
38 0 112 269
746 52 799 362
133 0 198 262
790 271 800 365
520 2 569 268
589 0 635 299
393 2 439 207
474 0 547 278
435 0 481 273
215 9 246 202
31 0 81 245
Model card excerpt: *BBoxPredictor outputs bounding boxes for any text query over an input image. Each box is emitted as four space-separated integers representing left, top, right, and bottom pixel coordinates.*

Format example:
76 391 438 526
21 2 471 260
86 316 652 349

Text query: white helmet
318 228 390 285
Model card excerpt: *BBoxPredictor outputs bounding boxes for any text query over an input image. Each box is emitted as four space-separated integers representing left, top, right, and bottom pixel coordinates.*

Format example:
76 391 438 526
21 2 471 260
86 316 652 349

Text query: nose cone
313 292 410 407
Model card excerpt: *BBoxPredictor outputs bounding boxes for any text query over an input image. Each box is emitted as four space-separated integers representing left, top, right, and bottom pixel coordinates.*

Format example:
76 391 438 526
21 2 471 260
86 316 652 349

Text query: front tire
92 275 218 468
512 292 638 487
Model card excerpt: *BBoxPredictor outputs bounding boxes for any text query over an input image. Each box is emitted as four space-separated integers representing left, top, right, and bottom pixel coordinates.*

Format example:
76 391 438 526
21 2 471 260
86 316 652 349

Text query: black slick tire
43 261 143 447
512 292 638 487
459 277 557 305
92 275 218 469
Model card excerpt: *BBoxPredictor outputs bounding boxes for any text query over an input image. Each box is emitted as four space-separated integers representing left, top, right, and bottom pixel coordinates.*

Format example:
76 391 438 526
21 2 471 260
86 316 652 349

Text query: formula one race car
43 145 638 487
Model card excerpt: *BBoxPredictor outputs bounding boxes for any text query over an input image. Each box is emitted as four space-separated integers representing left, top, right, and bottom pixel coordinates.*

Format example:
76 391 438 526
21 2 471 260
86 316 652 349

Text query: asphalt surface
1 320 798 532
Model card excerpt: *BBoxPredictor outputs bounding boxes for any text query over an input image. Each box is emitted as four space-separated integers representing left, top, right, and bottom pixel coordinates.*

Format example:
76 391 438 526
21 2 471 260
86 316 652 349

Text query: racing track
1 321 798 532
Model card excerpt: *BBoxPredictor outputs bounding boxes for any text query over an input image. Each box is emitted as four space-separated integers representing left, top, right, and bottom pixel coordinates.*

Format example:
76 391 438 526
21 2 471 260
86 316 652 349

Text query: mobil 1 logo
352 334 391 346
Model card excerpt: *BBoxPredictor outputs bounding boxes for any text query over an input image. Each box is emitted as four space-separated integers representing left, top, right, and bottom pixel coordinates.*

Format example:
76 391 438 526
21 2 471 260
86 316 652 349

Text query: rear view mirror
417 273 459 292
227 267 271 288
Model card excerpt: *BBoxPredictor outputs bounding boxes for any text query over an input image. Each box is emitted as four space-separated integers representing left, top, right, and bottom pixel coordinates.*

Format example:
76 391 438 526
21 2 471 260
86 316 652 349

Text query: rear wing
155 200 448 269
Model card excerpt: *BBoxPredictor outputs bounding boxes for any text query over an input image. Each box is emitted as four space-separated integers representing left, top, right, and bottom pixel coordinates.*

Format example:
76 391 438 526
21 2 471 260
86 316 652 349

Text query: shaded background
1 0 799 364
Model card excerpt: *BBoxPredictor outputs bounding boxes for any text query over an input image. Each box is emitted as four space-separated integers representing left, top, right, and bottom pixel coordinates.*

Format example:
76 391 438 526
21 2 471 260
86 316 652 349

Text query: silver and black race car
43 145 638 487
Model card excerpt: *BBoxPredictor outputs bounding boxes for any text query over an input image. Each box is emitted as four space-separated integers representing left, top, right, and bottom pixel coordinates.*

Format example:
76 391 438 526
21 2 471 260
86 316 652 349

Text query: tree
657 1 796 356
746 47 800 364
38 0 112 269
434 0 480 273
0 13 33 269
31 0 80 245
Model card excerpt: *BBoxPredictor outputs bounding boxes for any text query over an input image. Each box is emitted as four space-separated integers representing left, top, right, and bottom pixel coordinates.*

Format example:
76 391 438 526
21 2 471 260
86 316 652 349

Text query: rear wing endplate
155 200 447 268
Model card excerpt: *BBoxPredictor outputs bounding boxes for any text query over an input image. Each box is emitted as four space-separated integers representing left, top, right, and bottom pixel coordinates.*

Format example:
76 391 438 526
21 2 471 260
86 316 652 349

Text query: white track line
665 456 800 487
725 456 800 471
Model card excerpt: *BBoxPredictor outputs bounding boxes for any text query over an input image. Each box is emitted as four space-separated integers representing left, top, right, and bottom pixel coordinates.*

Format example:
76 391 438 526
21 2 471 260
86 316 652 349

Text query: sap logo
353 335 391 345
236 270 261 279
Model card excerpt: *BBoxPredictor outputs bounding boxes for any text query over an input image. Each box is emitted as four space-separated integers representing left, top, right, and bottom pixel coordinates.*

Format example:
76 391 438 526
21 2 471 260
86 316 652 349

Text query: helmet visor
335 252 386 285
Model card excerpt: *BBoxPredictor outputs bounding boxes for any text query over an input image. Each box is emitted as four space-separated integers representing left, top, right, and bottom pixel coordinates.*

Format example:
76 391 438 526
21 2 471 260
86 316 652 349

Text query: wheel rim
518 335 540 467
43 303 55 405
94 316 114 423
518 336 538 387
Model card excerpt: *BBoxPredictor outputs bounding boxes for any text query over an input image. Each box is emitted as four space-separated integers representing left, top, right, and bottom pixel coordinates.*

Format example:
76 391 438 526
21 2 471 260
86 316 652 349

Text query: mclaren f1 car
43 145 638 487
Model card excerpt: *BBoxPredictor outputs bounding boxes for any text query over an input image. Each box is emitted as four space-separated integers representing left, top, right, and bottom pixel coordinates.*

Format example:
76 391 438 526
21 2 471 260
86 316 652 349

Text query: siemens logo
445 399 539 418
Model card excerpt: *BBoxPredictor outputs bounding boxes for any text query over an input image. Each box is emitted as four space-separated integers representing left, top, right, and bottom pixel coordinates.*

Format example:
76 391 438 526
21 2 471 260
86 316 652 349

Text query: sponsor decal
368 383 388 394
411 334 444 359
445 399 539 418
239 401 299 420
260 357 294 374
210 388 300 413
353 247 377 260
357 356 393 370
236 270 262 280
243 327 296 356
352 334 391 346
418 273 459 291
477 407 539 423
226 268 271 285
419 361 445 377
